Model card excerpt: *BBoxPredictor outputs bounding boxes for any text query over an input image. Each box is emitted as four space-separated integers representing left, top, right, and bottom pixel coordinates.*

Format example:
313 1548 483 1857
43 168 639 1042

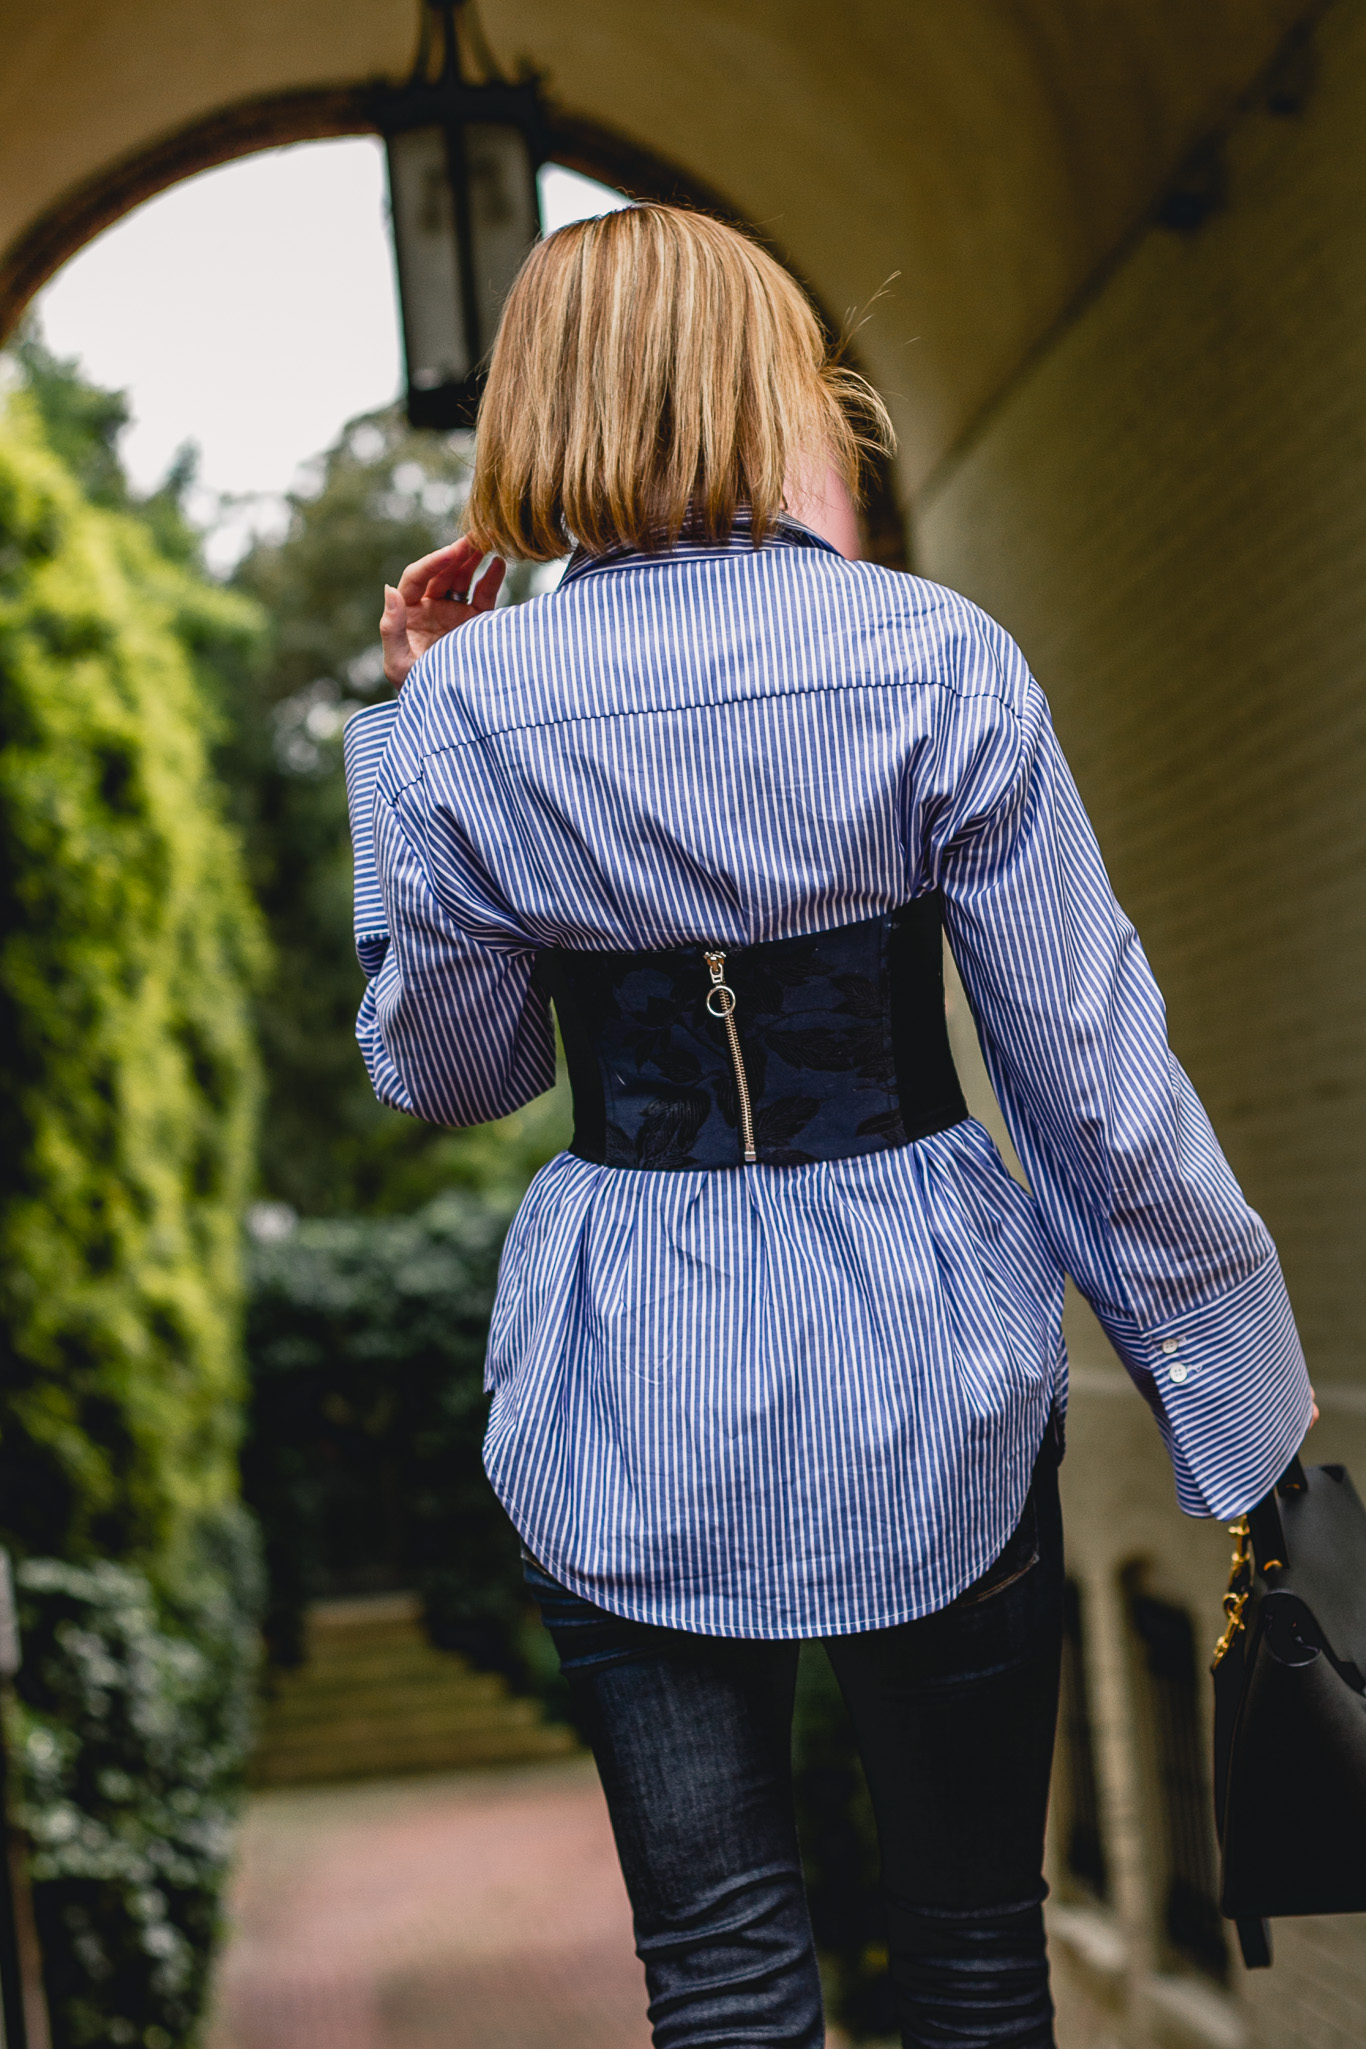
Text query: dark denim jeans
525 1445 1064 2049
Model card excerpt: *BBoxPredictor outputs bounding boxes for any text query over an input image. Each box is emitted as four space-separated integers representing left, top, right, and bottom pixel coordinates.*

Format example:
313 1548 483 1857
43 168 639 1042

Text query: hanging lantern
374 0 549 428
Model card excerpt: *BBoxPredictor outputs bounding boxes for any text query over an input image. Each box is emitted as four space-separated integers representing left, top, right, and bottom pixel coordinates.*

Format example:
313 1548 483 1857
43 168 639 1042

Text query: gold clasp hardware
1211 1515 1253 1670
703 950 757 1163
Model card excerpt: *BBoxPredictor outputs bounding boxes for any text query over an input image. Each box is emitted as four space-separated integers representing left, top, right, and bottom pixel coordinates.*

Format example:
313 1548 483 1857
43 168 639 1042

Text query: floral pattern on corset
539 899 966 1173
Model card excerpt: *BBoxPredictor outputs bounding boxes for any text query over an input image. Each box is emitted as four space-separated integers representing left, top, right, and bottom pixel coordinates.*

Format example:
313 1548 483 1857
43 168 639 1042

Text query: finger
471 557 507 612
379 584 414 689
397 536 481 604
420 547 495 609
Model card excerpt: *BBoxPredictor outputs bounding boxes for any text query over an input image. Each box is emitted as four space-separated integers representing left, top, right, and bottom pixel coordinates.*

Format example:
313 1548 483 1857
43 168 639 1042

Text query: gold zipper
703 950 757 1163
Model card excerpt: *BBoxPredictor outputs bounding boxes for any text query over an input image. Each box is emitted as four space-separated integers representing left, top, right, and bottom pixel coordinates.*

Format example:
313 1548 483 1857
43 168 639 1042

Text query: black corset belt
533 895 969 1173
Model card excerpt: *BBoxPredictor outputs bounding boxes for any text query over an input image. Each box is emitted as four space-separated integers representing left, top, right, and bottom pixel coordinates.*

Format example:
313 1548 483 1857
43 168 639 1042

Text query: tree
240 1193 517 1668
223 405 568 1218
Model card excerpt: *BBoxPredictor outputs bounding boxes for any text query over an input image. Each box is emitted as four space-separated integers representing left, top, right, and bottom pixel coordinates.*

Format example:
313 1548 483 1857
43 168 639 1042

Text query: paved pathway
205 1758 653 2049
205 1757 1117 2048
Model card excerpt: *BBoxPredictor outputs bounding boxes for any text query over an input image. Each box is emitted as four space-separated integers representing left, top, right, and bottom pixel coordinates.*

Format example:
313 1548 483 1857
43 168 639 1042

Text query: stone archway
0 0 1308 501
0 83 911 560
0 88 739 344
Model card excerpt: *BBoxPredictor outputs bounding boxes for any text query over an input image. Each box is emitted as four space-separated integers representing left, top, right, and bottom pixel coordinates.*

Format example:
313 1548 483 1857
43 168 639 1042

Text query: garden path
205 1755 872 2049
203 1758 652 2049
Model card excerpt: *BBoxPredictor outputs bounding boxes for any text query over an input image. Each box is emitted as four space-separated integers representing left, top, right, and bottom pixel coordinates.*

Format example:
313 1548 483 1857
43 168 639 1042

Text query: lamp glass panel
464 123 540 359
387 125 470 388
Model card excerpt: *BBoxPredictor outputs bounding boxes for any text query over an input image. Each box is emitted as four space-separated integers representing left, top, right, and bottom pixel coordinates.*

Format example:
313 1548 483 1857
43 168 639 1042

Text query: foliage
222 404 566 1217
0 378 263 1574
8 331 131 513
10 1519 261 2049
11 328 204 566
241 1191 525 1670
0 345 265 2049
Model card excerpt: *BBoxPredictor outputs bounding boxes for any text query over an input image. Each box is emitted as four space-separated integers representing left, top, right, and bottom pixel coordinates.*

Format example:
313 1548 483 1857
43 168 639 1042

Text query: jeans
524 1443 1064 2049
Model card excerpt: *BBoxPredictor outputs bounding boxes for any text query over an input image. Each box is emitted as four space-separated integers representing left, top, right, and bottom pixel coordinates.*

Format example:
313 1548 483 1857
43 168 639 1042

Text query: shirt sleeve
929 660 1313 1521
342 697 556 1127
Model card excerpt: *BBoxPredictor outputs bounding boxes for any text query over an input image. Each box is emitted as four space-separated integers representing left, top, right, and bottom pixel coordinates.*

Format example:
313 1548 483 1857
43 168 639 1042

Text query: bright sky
32 142 627 561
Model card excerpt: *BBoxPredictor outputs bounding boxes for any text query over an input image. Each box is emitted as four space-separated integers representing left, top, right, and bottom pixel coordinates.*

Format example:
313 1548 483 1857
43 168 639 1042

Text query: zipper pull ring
703 950 737 1018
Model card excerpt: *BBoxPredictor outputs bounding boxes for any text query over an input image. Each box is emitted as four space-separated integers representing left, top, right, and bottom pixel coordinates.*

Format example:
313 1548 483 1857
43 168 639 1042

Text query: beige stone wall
927 4 1366 2041
920 0 1366 1390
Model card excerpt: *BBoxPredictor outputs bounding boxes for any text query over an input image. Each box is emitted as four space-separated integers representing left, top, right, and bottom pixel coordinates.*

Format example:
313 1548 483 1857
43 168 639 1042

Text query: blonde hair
464 204 895 562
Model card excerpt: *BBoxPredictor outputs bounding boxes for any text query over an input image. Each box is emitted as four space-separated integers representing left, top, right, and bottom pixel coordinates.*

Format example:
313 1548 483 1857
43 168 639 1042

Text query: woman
345 205 1312 2048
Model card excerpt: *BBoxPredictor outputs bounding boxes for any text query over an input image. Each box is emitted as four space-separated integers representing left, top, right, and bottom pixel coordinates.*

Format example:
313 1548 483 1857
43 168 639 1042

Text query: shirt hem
486 1417 1051 1643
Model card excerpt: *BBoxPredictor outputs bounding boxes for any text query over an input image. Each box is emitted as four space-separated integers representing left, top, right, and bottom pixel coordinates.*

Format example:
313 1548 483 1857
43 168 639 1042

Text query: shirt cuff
344 699 401 963
1092 1254 1314 1520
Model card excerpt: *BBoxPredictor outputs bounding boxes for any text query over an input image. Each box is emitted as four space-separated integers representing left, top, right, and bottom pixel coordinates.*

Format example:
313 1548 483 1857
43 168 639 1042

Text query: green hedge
10 1521 260 2048
0 373 265 2047
0 384 262 1572
241 1192 525 1670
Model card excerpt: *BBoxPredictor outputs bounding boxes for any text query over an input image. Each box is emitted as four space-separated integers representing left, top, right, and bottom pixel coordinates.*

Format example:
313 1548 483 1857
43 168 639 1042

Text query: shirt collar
558 512 842 587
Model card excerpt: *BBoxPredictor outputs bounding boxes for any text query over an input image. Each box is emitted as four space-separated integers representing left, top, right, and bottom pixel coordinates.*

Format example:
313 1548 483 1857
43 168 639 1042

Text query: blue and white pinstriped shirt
344 519 1312 1639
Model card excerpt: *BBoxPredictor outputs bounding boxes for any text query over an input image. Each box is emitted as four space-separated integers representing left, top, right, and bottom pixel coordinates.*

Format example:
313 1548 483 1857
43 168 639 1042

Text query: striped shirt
344 520 1312 1639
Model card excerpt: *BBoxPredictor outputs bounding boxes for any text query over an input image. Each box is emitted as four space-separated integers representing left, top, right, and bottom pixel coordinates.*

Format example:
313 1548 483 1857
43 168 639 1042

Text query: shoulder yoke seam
384 672 1024 793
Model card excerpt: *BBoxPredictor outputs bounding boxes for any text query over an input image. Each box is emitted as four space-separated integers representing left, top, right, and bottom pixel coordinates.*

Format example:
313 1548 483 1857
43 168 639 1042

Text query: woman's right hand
379 536 507 689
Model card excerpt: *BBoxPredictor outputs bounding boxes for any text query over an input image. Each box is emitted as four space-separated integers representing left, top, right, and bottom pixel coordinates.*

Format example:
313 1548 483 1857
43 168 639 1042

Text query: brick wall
918 0 1366 1389
919 5 1366 2041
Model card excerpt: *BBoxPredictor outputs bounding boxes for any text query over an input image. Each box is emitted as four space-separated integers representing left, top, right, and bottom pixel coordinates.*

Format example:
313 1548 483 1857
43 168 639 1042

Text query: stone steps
250 1591 576 1787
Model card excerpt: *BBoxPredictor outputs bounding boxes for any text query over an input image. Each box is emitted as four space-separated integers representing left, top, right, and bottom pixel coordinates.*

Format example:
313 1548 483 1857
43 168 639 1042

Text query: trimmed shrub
241 1192 522 1670
0 372 264 2047
0 384 262 1574
10 1520 261 2049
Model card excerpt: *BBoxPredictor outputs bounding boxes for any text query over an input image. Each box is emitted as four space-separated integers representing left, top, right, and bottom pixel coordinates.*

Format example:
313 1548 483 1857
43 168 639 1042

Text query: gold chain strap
1211 1516 1253 1669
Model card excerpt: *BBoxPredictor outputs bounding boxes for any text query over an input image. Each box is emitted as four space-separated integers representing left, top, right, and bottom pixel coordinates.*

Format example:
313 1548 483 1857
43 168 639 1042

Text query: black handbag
1211 1455 1366 1969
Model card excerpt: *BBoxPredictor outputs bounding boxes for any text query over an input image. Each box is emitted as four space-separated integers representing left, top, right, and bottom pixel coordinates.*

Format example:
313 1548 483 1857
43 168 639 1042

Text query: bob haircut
464 203 895 562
